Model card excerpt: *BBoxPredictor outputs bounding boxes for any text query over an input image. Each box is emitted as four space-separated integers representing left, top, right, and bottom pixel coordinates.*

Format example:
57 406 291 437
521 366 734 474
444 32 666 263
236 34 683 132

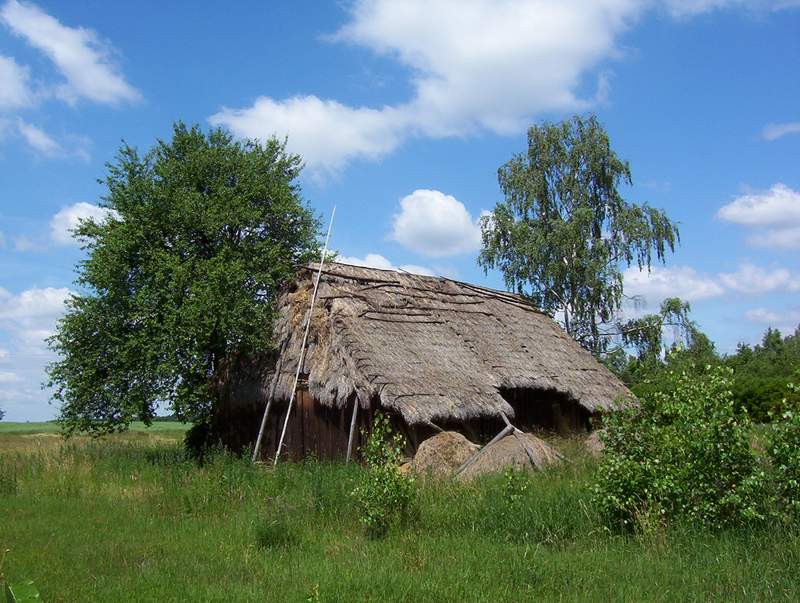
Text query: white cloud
623 265 725 305
0 286 71 321
0 54 33 109
717 183 800 249
0 371 20 383
16 118 61 155
337 253 435 276
745 307 800 329
49 202 115 245
210 96 408 178
0 285 72 420
0 0 140 105
209 0 800 176
762 121 800 141
390 189 482 257
210 0 644 175
719 262 800 294
0 348 8 360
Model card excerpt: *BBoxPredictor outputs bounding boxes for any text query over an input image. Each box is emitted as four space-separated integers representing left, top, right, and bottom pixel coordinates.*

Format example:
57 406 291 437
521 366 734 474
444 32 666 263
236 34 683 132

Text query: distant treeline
609 325 800 422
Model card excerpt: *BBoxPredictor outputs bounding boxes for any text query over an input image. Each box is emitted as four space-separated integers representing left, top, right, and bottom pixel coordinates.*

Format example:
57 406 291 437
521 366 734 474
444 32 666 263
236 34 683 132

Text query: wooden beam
454 423 514 477
346 398 359 463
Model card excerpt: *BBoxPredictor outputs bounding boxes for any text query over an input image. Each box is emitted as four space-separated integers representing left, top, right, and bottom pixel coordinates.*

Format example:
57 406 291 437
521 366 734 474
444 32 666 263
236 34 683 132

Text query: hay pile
458 432 562 481
412 431 479 476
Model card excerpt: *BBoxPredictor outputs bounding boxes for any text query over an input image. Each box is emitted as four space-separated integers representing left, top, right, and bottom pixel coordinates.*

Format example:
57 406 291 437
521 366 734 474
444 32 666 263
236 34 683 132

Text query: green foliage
253 514 301 550
351 413 416 537
479 114 679 353
595 366 768 530
768 382 800 520
46 123 320 442
726 327 800 421
3 430 800 600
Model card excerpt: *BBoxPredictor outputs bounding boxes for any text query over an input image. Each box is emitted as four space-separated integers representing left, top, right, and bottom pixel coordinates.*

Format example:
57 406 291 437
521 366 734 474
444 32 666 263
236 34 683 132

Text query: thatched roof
270 262 631 426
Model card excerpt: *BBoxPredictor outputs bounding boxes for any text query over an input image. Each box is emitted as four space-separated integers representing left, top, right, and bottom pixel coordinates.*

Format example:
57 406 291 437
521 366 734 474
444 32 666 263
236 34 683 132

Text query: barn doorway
498 388 592 435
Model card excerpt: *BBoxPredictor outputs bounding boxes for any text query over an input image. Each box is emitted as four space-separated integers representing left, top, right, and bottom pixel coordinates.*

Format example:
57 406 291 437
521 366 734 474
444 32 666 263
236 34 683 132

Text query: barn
218 262 631 461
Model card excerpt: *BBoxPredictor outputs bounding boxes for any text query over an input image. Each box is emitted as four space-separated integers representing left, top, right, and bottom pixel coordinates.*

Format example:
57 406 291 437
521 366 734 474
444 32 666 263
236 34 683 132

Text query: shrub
594 366 768 530
351 413 416 537
768 381 800 521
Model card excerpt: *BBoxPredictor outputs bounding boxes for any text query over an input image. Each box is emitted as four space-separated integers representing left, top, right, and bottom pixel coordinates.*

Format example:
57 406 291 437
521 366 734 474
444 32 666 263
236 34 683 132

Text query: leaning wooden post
274 207 336 466
346 398 359 463
454 423 514 477
499 411 539 470
251 342 287 463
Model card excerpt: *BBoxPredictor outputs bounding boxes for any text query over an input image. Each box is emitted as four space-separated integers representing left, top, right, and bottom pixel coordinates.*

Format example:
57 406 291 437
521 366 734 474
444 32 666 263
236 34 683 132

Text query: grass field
0 420 190 434
1 427 799 602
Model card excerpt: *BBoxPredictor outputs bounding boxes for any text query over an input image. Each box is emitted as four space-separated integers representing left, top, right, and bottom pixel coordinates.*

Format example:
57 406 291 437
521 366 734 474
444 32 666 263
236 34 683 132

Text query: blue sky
1 0 799 421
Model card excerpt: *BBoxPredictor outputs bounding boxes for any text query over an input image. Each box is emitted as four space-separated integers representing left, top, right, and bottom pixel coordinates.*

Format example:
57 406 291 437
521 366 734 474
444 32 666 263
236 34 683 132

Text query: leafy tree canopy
479 115 679 354
48 123 319 435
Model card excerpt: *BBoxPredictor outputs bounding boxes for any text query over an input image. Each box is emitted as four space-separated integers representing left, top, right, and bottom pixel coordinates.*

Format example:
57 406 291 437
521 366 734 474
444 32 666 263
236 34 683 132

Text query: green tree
47 123 319 443
479 115 679 354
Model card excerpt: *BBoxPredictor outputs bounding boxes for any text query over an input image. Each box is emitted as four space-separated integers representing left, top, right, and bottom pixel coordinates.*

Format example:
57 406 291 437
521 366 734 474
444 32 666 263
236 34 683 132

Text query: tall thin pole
274 206 336 466
346 398 359 463
251 340 287 463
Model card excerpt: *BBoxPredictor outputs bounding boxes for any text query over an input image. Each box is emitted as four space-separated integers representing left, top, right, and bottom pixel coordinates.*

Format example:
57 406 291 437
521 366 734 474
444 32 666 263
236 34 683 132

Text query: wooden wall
249 387 593 462
257 391 378 461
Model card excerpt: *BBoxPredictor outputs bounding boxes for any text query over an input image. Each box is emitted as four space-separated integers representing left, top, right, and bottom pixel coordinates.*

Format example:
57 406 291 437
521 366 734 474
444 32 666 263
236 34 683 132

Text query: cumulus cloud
717 183 800 249
210 0 644 175
0 54 33 109
209 0 800 176
337 253 435 276
49 201 116 245
762 121 800 141
719 262 800 294
210 96 408 178
390 189 483 257
0 0 140 105
0 285 72 420
0 286 71 321
623 265 725 306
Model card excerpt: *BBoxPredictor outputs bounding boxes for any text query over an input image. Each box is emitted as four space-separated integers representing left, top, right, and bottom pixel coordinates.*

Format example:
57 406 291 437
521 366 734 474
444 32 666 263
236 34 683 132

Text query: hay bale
412 431 479 476
459 432 561 481
585 429 606 457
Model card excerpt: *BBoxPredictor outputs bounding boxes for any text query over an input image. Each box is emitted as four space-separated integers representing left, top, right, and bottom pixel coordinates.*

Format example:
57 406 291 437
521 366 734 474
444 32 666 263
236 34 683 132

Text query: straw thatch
269 262 631 428
412 431 480 476
458 432 562 480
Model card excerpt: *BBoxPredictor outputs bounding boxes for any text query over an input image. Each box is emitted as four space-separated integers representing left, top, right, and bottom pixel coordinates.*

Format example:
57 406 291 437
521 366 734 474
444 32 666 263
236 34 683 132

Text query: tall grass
1 430 799 601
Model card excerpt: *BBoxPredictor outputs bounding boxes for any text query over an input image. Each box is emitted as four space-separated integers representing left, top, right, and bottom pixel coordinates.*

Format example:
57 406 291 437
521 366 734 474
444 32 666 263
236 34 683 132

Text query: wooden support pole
274 207 336 466
251 342 287 463
346 398 359 463
500 411 540 470
454 423 514 477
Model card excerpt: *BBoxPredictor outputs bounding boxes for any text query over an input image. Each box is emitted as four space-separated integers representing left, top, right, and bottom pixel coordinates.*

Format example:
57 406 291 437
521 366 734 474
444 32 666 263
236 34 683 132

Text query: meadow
1 424 799 602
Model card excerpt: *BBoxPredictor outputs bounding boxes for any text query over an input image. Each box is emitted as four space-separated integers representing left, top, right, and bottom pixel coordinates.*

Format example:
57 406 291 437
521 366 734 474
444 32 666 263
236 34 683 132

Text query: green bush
350 413 416 537
594 366 768 530
768 382 800 521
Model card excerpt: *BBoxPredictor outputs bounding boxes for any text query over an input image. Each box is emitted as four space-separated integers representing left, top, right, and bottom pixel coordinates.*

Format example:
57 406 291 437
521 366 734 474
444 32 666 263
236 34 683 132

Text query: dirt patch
412 431 479 477
459 432 562 481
